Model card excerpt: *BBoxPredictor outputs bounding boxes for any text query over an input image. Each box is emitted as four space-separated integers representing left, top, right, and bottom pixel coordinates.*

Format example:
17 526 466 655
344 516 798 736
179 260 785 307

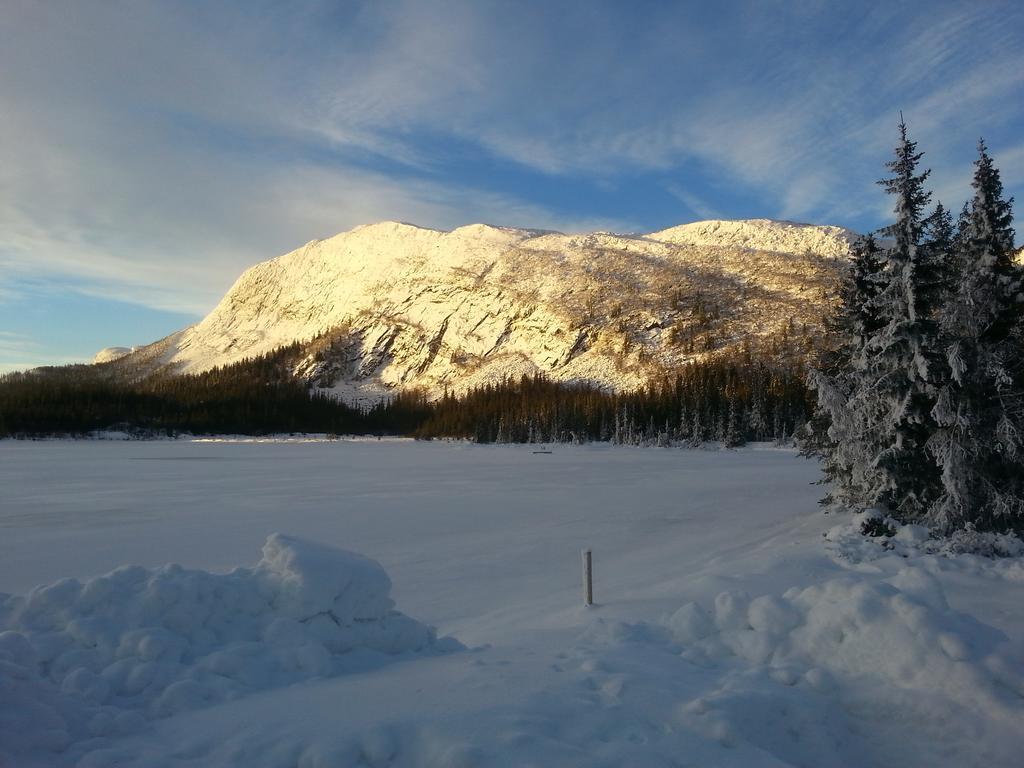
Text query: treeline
0 343 372 437
0 346 808 445
803 123 1022 533
409 358 809 445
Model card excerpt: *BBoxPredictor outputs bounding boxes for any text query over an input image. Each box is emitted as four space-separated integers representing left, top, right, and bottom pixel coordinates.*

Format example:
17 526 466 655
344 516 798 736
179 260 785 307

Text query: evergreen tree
724 397 744 448
747 394 767 442
805 234 885 506
689 408 704 447
857 120 942 519
920 202 956 320
928 140 1024 531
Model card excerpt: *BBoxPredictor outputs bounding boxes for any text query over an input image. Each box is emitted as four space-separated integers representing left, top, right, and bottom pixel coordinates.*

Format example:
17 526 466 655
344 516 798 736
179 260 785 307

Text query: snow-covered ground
1 440 1022 767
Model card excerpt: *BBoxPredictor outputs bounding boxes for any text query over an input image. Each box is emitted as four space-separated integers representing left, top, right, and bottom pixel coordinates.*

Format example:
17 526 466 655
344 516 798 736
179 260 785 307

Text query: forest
0 344 809 446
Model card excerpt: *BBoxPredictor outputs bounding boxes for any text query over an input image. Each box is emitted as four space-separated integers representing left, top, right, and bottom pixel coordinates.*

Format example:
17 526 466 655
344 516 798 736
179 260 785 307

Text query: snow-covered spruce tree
920 202 957 321
689 407 704 448
928 141 1024 532
803 234 886 506
724 396 744 448
805 122 950 517
857 121 944 520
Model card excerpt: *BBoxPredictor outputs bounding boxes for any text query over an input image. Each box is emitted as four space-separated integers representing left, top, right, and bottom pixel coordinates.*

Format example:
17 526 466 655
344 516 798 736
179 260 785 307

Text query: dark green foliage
0 344 368 437
860 516 896 538
920 203 956 321
0 348 809 445
411 356 810 446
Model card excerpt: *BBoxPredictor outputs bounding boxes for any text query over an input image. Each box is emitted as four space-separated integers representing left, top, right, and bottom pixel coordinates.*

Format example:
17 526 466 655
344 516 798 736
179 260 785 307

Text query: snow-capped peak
93 347 135 364
649 219 858 258
115 218 855 402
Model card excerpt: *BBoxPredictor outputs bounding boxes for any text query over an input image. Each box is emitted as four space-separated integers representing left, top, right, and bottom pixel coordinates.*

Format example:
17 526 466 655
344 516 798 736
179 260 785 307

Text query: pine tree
689 407 704 448
747 395 767 442
724 396 744 448
804 234 885 506
855 120 942 519
928 140 1024 531
677 401 690 442
920 202 956 320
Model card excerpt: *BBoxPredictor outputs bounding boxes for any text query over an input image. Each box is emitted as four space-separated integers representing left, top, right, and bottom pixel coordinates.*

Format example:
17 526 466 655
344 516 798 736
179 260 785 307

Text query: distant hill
101 219 857 404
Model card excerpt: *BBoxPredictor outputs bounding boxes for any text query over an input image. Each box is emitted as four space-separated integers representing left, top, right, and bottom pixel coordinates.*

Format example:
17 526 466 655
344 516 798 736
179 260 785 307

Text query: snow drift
4 442 1022 767
0 534 451 766
568 566 1024 767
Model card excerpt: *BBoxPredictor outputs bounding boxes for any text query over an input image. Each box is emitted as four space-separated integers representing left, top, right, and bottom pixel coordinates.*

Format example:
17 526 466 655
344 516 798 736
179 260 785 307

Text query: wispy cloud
996 143 1024 184
664 185 721 221
0 0 1021 342
0 0 645 315
0 331 90 373
0 358 91 375
0 331 32 355
289 0 1022 229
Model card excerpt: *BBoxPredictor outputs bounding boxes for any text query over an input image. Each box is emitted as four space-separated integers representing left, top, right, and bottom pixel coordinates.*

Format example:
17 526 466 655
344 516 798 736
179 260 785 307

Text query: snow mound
665 574 1021 691
131 565 1024 768
559 553 1024 766
656 572 1024 765
0 534 451 765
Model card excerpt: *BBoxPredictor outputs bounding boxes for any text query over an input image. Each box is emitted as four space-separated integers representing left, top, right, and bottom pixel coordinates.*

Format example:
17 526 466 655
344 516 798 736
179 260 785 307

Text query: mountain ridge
103 218 858 403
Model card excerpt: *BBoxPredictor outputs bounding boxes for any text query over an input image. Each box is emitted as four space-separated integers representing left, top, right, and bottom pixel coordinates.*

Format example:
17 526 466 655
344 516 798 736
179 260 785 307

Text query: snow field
1 440 1022 767
105 559 1024 768
0 534 447 766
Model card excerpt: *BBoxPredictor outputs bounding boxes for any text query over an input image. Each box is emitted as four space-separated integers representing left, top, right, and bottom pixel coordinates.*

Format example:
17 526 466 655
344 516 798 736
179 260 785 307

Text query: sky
2 0 1023 372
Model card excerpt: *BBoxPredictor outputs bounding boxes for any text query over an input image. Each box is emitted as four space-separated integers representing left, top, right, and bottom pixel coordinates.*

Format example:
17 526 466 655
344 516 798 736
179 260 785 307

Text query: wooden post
582 548 593 607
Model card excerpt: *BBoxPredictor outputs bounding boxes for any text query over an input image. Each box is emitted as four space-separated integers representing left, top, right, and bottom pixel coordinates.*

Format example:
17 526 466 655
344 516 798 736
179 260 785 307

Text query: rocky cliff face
113 219 856 402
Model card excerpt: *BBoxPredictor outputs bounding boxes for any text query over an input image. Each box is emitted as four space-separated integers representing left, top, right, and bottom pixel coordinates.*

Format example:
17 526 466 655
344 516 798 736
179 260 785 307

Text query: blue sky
2 0 1023 371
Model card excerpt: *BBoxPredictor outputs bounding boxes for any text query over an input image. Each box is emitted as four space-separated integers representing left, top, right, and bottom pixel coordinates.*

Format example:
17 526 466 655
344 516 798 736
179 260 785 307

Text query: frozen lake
2 439 1022 767
0 439 823 638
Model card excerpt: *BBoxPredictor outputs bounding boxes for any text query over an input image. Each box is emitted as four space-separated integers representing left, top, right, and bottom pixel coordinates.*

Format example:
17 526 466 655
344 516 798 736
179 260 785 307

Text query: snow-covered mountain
110 219 857 402
93 347 135 364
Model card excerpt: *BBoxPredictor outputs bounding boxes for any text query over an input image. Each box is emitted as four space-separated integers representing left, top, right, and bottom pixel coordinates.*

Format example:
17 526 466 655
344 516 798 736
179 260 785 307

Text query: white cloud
993 143 1024 186
0 0 1021 328
0 1 648 315
0 144 637 316
0 358 91 374
0 331 32 354
664 185 721 221
0 331 90 373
